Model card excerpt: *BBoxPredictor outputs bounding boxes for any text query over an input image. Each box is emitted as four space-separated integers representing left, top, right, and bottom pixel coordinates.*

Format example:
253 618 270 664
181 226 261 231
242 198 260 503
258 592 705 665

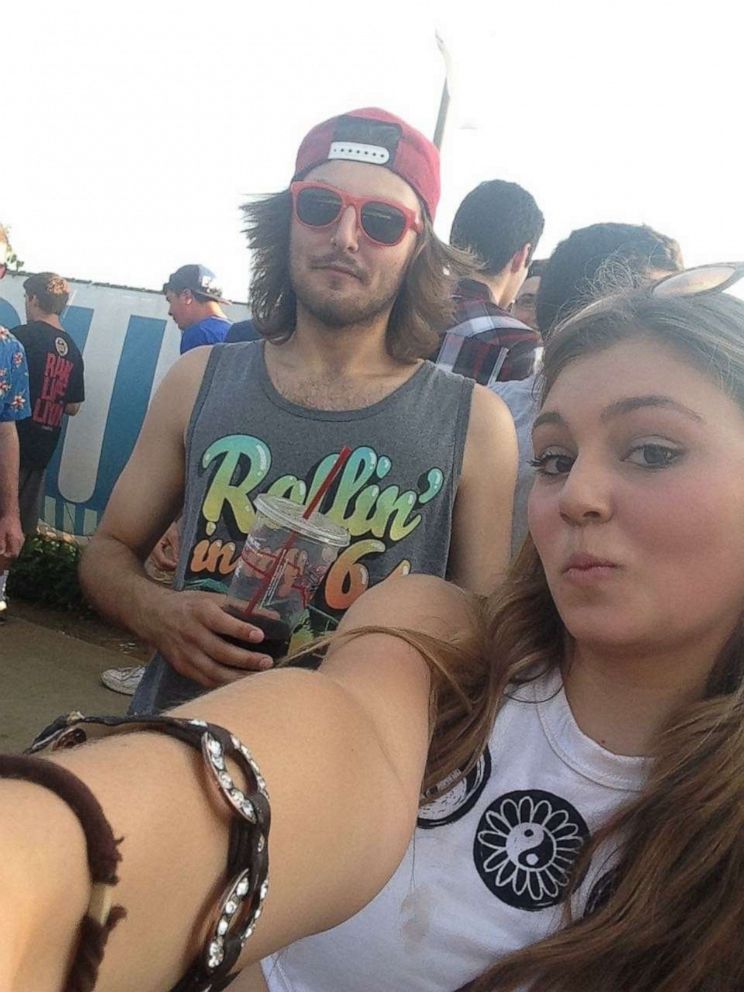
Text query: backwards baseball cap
293 108 440 221
163 264 228 304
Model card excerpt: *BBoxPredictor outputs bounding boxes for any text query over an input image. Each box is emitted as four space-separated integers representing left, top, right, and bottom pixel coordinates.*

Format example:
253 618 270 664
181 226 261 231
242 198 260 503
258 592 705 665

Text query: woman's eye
530 451 575 476
625 443 683 468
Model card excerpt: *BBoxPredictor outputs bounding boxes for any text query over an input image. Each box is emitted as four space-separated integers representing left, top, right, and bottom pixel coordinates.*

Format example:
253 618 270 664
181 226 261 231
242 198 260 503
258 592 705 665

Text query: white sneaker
0 598 7 621
100 665 146 696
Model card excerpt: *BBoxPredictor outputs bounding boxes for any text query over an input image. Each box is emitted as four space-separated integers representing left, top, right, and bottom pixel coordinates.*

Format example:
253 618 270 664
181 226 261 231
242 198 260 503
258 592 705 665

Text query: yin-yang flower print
473 790 589 911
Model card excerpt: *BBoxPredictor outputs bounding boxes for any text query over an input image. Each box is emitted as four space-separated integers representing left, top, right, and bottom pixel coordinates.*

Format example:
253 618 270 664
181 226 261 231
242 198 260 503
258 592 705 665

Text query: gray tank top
132 342 473 713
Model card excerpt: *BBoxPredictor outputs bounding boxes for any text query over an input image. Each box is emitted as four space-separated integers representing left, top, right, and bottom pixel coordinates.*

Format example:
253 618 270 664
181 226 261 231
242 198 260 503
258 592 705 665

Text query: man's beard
289 250 406 329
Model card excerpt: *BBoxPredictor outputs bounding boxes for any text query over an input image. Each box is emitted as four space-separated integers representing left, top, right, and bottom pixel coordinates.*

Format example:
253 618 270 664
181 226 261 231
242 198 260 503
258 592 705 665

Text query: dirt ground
9 598 150 660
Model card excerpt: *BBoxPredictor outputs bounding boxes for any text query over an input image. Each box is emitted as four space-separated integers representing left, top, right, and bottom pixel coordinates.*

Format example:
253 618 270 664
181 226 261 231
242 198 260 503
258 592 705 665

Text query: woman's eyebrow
599 395 704 424
532 410 564 432
532 395 704 437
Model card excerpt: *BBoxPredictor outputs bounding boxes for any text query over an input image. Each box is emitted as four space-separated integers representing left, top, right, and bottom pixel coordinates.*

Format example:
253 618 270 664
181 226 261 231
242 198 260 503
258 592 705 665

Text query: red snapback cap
293 107 441 220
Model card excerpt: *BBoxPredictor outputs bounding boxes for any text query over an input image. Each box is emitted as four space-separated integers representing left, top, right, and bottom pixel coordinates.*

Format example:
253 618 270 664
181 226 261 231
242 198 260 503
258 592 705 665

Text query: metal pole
433 79 450 150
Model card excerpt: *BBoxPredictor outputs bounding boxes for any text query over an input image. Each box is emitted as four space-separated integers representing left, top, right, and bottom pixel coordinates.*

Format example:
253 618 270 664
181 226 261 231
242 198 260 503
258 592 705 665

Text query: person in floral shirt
0 325 30 616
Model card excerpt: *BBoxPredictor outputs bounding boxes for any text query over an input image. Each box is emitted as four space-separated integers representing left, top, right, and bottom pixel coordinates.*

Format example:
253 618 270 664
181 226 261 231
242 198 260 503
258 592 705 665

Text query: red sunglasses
290 181 423 247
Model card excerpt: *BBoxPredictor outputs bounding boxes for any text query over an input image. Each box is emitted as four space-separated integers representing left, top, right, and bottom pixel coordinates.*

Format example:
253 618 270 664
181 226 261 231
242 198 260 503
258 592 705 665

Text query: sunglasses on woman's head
652 262 744 298
290 181 423 247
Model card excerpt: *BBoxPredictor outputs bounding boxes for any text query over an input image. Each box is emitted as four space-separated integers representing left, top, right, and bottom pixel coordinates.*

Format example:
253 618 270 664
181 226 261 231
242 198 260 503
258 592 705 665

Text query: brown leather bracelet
15 711 271 992
0 753 126 992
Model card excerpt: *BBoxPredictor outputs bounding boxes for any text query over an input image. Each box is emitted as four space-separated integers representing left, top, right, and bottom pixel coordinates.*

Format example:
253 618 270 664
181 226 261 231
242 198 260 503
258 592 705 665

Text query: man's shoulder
0 325 23 344
181 316 232 353
0 328 30 421
451 298 535 334
420 358 473 392
201 315 232 329
0 327 27 363
0 328 25 370
448 280 530 332
12 320 71 345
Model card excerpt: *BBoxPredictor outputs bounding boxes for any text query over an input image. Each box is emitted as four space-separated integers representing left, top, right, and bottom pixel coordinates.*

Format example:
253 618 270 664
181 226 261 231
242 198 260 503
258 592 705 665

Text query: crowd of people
1 106 743 992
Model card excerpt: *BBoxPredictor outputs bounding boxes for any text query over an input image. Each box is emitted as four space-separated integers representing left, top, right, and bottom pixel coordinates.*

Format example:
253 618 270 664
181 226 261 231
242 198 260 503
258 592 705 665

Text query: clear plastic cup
223 495 350 660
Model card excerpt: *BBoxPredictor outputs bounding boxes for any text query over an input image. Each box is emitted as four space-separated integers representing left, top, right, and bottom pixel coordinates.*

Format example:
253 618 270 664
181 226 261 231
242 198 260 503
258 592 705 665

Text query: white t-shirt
260 668 647 992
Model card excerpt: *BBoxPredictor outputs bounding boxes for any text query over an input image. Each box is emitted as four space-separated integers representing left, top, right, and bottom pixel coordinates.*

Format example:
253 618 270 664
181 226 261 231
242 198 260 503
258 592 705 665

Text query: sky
3 0 742 302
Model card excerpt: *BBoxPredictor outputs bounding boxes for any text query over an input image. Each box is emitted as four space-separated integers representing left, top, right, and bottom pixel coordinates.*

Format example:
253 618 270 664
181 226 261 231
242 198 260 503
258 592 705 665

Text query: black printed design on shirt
473 790 589 911
417 747 492 829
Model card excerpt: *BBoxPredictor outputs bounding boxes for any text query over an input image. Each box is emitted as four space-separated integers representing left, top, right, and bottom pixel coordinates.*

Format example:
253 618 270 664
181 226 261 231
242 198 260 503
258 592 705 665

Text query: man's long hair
242 189 472 362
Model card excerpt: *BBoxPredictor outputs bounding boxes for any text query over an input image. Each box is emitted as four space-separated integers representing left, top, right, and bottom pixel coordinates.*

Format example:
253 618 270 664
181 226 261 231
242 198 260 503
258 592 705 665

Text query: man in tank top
80 107 518 714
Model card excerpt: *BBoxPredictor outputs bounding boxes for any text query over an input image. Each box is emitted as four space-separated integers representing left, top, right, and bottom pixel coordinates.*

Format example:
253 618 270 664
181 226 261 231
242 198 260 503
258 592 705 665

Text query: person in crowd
4 280 744 992
434 179 544 385
493 222 684 554
0 273 84 616
536 222 684 333
163 264 233 353
0 224 30 618
79 107 518 715
0 295 30 616
512 257 546 328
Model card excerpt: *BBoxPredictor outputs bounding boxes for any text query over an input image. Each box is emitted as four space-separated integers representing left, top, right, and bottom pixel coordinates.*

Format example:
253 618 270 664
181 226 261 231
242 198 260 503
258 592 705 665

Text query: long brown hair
241 189 472 362
339 291 744 991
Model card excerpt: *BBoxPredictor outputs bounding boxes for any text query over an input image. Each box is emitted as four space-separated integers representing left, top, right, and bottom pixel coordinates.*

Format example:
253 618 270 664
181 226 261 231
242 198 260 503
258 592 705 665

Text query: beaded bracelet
22 712 271 992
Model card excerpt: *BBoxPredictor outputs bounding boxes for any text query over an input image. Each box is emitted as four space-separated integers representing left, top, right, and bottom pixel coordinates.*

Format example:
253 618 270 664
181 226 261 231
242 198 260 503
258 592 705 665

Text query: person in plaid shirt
0 325 31 616
434 179 544 385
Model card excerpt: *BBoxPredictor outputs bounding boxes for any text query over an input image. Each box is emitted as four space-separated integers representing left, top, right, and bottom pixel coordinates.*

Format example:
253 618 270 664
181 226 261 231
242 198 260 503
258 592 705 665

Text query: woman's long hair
242 189 473 362
341 291 744 992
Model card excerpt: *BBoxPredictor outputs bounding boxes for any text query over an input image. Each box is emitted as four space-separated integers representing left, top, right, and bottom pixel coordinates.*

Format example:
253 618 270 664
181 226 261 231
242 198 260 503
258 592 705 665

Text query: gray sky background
3 0 741 300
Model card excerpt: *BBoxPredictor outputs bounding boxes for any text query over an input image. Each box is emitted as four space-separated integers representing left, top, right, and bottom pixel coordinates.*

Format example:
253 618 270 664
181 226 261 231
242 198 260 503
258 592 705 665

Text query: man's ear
510 243 531 274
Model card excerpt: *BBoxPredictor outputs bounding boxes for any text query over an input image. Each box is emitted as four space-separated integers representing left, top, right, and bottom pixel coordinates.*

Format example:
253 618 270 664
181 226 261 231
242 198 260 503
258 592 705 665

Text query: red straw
302 446 352 518
240 446 352 619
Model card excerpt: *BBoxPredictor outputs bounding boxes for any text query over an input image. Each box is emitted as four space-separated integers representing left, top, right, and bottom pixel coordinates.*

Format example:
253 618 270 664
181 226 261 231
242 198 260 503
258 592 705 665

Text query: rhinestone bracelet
29 712 271 992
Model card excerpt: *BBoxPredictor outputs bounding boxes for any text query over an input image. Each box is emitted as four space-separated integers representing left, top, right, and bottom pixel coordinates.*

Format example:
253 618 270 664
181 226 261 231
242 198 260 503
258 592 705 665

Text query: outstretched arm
0 574 473 992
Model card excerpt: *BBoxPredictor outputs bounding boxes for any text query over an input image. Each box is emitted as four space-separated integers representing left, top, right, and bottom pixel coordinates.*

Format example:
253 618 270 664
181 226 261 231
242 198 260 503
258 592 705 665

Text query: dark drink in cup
223 495 350 661
221 606 292 661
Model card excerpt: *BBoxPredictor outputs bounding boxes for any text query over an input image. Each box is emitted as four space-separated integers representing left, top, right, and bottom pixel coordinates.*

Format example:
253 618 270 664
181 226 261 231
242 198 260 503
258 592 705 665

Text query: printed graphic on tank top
177 343 474 650
260 668 648 992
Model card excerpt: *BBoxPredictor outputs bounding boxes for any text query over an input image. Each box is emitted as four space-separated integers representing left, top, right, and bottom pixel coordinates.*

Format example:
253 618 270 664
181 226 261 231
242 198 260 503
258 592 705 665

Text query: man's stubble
289 246 408 331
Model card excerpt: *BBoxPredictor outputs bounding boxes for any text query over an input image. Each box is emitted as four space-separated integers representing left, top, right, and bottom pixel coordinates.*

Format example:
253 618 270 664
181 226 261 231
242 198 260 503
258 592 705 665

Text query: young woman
2 284 744 992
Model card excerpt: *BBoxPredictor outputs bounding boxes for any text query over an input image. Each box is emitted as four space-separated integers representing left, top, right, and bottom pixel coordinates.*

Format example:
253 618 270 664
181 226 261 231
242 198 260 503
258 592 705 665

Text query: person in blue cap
163 264 232 353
